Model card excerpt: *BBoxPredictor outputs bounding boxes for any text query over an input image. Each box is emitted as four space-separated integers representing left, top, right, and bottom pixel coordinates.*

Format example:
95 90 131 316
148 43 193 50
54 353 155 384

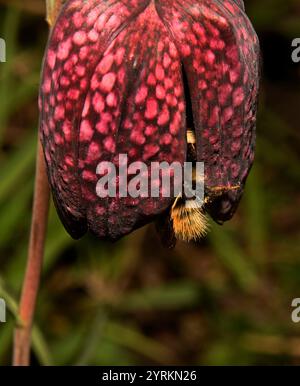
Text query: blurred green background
0 0 300 366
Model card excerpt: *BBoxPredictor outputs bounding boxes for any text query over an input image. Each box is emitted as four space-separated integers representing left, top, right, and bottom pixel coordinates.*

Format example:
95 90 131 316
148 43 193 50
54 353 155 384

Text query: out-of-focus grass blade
258 109 300 181
32 326 53 365
105 321 175 364
0 7 21 142
74 310 107 366
243 167 268 265
0 179 33 248
118 281 201 312
0 278 53 365
209 225 259 292
50 324 89 366
240 333 300 358
3 72 40 121
0 1 45 15
0 133 36 204
44 205 75 271
0 321 13 363
92 340 136 366
4 204 73 291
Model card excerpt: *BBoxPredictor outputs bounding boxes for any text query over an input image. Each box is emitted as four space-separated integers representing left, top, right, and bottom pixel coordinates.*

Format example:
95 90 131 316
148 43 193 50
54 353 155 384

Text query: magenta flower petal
39 0 260 241
155 0 260 221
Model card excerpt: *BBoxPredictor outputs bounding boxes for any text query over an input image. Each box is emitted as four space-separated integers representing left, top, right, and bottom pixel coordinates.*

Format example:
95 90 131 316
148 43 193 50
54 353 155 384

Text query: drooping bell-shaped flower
39 0 260 243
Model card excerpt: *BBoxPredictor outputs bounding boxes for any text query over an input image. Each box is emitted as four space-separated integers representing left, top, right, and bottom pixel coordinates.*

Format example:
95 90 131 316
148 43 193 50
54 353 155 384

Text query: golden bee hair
170 196 209 242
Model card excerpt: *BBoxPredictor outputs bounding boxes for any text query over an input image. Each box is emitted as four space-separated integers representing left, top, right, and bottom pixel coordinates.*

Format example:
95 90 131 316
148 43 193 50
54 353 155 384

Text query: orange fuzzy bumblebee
171 196 209 242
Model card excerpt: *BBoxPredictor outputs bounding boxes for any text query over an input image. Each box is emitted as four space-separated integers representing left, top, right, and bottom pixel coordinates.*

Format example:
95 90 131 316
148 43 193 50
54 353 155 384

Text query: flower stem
13 140 50 366
12 0 65 366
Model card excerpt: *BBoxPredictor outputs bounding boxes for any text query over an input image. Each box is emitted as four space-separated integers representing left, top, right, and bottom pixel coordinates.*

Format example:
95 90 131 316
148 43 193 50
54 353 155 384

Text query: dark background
0 0 299 365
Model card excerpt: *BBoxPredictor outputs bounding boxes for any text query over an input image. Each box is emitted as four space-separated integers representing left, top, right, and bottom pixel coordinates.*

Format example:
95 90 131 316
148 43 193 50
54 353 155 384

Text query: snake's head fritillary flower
39 0 260 243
